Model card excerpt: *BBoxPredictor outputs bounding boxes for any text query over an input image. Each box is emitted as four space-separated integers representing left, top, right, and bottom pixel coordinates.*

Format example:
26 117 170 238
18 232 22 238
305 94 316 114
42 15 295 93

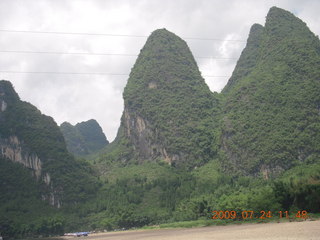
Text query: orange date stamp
212 210 308 220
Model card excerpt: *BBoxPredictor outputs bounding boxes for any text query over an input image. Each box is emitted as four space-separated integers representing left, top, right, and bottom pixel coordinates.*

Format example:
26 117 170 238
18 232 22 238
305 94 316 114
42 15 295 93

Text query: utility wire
0 49 238 59
0 29 246 42
0 70 230 78
0 29 147 38
0 30 239 78
0 70 128 76
0 50 138 57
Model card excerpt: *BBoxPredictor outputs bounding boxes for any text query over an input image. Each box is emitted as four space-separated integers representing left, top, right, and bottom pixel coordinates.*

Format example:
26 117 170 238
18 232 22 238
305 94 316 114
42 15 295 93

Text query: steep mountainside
111 29 220 168
0 80 98 207
60 119 108 156
220 7 320 177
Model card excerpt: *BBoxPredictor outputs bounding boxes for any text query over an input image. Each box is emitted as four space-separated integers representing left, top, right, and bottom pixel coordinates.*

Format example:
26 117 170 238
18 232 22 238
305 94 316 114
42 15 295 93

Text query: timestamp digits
212 210 308 220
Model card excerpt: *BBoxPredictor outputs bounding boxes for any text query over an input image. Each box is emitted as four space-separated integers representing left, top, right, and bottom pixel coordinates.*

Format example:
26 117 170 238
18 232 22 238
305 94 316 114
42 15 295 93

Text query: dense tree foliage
0 158 65 239
220 7 320 176
121 28 221 168
273 163 320 212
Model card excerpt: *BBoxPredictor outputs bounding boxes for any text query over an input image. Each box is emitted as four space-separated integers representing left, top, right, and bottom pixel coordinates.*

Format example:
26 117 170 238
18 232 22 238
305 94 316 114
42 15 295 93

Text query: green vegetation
1 6 320 239
273 163 320 212
121 28 221 168
60 119 108 156
220 7 320 176
64 159 318 232
158 219 223 228
0 81 99 238
0 158 65 239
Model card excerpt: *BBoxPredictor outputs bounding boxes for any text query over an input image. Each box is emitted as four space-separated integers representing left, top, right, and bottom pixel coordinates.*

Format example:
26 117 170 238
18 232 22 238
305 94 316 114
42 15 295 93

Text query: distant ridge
60 119 108 156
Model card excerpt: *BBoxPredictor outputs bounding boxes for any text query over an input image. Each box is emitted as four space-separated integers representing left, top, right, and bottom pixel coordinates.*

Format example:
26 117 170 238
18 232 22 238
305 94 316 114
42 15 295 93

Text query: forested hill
0 80 98 237
60 119 109 156
0 80 98 205
220 6 320 177
105 28 220 169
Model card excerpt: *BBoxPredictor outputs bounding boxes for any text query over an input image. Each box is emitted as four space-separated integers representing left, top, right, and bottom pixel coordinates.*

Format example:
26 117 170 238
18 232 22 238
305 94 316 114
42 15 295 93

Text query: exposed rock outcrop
0 135 42 179
0 135 63 207
1 100 7 112
123 107 173 163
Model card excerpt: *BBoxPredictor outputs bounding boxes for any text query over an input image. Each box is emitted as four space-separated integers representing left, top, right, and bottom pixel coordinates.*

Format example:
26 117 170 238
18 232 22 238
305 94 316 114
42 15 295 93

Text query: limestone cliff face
0 134 61 207
117 29 219 168
123 107 173 163
1 99 7 112
0 135 42 178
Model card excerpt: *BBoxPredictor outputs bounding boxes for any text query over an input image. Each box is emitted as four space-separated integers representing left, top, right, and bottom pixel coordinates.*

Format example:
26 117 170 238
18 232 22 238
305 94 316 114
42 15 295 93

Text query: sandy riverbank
62 220 320 240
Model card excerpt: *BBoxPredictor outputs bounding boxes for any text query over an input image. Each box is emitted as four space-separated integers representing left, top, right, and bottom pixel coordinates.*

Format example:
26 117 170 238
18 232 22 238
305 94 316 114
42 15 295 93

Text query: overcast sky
0 0 319 141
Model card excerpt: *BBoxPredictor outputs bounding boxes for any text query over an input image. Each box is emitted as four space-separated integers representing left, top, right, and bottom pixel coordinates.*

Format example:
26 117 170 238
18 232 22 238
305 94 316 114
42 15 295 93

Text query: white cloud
0 0 319 141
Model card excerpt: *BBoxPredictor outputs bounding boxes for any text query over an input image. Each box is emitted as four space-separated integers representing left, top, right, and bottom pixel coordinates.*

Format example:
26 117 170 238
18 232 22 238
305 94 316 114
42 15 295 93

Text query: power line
0 70 230 78
0 70 128 76
0 30 238 78
0 49 238 60
0 29 147 38
0 29 246 42
0 50 138 57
